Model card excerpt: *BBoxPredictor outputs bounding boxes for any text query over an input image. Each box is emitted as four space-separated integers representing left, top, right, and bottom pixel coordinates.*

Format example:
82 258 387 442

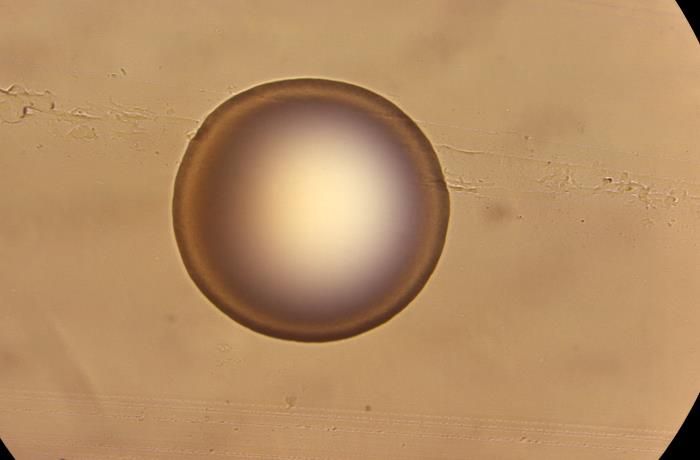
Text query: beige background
1 0 698 458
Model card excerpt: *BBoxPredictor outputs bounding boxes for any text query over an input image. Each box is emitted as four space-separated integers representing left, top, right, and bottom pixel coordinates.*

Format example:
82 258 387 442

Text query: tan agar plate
1 1 698 459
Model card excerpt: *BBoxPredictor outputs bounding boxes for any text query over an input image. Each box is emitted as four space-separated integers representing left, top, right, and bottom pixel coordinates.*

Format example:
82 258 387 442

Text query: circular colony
173 78 449 341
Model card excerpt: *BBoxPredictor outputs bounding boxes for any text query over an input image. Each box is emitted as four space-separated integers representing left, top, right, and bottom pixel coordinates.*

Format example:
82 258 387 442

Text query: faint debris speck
68 108 101 120
539 168 580 192
443 168 488 194
22 106 39 117
285 395 297 408
68 125 97 140
435 143 485 155
483 201 514 224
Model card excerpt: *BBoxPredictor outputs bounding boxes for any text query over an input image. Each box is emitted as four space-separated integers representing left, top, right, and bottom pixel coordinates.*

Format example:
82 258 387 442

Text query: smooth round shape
173 78 449 342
